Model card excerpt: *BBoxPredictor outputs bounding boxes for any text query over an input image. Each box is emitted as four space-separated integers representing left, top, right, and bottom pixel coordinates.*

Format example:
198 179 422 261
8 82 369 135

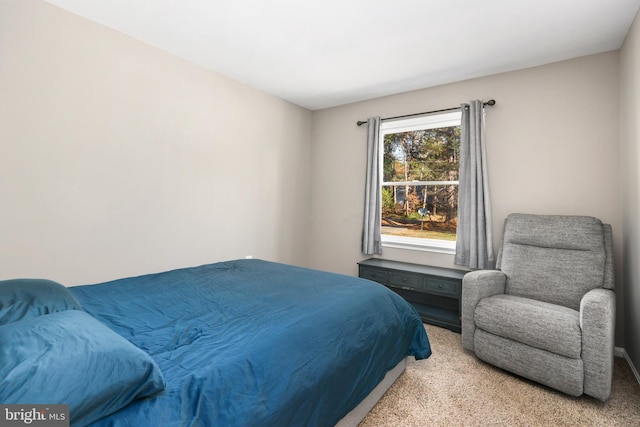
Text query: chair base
474 329 583 397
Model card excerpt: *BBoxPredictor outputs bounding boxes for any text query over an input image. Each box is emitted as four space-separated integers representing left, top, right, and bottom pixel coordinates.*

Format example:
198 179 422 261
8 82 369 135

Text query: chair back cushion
499 214 607 310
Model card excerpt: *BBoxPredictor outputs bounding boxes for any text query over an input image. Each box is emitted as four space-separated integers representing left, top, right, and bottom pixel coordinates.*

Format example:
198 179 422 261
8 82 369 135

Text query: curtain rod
356 99 496 126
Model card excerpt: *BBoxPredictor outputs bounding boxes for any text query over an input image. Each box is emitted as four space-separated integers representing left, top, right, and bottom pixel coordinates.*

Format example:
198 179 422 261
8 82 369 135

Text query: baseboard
616 346 640 385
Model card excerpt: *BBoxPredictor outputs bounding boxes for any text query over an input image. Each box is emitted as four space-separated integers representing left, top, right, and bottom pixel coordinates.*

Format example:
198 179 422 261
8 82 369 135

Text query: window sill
381 235 456 255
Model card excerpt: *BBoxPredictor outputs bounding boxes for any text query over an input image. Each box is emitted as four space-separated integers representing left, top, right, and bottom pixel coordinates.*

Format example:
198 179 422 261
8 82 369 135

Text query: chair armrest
461 270 506 351
580 288 616 401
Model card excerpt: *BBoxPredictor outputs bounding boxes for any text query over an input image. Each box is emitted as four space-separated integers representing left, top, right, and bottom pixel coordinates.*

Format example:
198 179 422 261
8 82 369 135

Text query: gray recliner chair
462 213 615 401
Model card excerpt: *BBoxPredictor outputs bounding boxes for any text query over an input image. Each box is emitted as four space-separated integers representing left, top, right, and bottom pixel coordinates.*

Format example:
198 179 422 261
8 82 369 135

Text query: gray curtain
455 100 494 269
362 116 382 255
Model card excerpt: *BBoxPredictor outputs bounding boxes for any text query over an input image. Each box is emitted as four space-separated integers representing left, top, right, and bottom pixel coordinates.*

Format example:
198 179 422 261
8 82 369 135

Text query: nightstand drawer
390 272 422 289
359 267 389 284
422 278 459 297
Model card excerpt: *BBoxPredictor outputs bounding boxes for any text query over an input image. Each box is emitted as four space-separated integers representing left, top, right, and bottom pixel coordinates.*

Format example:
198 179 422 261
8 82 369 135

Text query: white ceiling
43 0 640 110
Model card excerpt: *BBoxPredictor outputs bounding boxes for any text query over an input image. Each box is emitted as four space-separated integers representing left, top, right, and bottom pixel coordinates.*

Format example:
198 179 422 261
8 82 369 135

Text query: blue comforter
70 259 431 427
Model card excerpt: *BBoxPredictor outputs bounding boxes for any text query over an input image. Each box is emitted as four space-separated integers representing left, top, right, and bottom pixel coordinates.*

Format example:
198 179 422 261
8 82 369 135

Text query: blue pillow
0 310 166 426
0 278 82 325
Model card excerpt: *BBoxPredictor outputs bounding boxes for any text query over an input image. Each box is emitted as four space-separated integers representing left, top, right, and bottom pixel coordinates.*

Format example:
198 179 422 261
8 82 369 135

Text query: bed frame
336 357 408 426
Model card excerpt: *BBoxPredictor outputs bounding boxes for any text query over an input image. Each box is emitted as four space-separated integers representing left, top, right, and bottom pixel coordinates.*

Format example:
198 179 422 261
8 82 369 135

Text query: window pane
381 124 460 243
383 127 460 183
381 184 458 241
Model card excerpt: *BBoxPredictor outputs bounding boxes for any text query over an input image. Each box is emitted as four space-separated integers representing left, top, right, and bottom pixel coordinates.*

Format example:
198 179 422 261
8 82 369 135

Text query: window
380 111 461 253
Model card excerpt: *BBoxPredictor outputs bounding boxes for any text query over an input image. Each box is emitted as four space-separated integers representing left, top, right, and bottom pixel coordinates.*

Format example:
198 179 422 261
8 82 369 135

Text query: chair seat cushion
475 294 581 358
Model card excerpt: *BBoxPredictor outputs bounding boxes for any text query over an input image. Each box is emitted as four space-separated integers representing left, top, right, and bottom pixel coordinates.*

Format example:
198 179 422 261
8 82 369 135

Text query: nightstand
358 258 466 333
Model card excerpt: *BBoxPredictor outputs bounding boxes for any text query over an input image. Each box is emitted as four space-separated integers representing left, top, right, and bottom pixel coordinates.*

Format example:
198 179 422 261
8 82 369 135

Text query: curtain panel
362 116 382 255
455 100 495 269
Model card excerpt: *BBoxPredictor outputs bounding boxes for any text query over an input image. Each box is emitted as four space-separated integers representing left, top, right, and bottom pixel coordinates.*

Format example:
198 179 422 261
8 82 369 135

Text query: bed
0 259 431 426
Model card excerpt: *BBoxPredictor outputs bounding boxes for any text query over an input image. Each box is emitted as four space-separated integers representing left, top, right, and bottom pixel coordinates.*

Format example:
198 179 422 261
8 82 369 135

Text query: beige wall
0 0 312 285
309 52 623 344
620 10 640 375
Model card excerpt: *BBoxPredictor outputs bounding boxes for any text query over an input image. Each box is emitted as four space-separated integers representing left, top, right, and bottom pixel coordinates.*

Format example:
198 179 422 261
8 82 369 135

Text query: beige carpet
359 325 640 426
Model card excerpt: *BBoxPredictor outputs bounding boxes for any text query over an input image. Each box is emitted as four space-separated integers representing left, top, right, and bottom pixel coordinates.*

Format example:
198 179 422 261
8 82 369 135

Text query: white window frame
379 111 462 254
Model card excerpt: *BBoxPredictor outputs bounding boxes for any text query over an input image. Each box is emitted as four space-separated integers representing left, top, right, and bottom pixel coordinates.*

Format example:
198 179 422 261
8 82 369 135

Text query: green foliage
383 126 460 182
381 187 395 216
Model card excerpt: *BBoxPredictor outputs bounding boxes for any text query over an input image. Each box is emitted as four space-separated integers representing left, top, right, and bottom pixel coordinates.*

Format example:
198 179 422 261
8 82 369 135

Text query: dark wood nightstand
358 258 466 333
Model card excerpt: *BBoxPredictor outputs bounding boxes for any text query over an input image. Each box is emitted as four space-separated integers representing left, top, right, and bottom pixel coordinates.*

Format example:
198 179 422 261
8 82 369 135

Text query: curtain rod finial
485 99 496 106
357 120 367 126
